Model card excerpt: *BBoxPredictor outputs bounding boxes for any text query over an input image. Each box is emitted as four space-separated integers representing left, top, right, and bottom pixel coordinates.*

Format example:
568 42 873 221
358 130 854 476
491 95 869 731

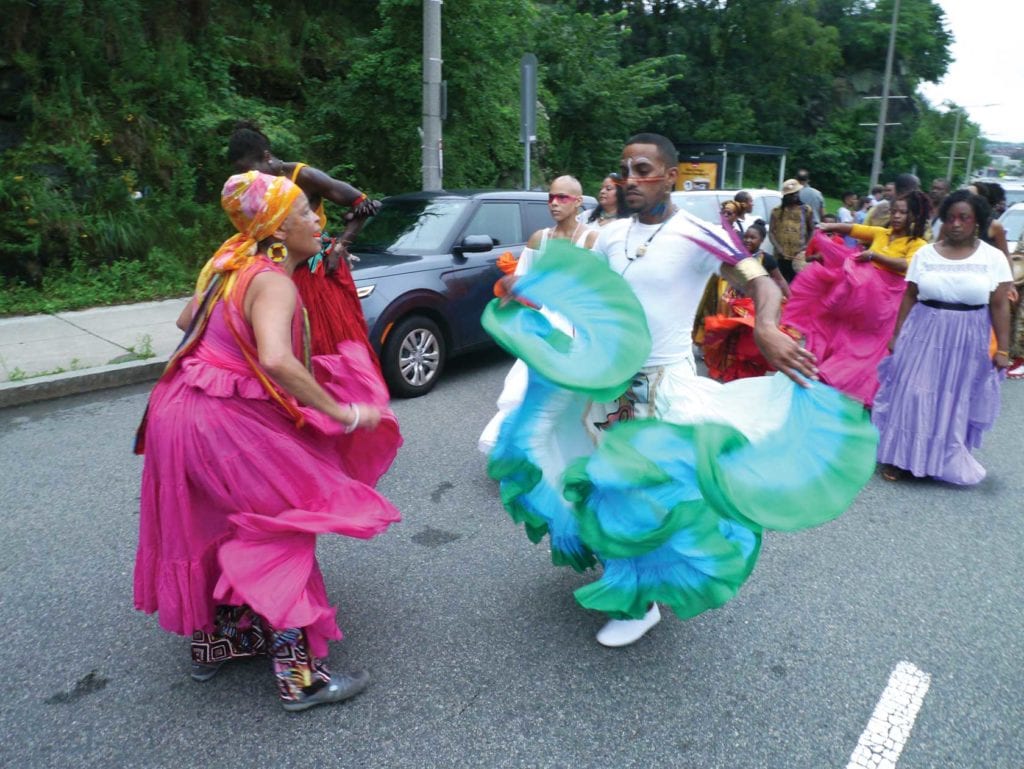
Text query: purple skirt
872 302 1002 485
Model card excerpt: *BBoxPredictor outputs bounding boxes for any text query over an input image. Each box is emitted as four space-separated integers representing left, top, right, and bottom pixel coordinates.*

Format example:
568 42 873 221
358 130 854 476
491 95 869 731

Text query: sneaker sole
190 663 225 682
281 675 370 712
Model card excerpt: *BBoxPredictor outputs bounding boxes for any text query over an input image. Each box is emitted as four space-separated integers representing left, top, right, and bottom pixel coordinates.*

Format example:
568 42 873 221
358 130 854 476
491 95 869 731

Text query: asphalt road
2 350 1022 769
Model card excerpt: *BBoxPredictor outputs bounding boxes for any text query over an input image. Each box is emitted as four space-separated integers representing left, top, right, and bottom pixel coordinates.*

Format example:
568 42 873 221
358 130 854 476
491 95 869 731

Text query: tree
531 4 684 189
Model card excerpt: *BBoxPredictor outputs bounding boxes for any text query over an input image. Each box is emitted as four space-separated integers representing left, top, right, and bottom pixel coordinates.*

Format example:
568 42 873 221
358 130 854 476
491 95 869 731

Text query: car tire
382 315 446 398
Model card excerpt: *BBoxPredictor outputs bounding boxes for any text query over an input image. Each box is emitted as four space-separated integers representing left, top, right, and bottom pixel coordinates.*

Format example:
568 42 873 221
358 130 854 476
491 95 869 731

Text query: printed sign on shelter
676 162 719 191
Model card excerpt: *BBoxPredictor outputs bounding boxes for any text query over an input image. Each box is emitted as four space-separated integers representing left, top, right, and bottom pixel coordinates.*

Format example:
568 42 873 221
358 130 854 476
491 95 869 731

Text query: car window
354 199 470 254
462 202 523 246
1004 189 1024 207
1002 209 1024 243
754 195 780 223
522 202 555 237
671 193 723 223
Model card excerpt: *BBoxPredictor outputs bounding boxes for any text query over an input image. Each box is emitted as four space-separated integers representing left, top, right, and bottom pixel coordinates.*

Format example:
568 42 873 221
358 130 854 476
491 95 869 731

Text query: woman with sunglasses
524 176 599 266
479 176 598 452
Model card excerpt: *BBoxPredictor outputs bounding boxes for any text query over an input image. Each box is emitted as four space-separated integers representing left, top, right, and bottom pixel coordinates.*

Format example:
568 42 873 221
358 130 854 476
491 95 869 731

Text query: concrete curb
0 357 168 409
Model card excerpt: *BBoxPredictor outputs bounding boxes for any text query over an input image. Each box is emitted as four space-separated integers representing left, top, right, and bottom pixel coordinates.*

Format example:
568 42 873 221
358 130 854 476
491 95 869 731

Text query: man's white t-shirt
597 213 723 367
906 241 1011 305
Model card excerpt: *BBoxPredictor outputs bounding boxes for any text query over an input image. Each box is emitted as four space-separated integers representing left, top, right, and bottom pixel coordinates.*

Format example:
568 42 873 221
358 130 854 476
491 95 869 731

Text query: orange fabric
194 171 302 299
496 251 518 275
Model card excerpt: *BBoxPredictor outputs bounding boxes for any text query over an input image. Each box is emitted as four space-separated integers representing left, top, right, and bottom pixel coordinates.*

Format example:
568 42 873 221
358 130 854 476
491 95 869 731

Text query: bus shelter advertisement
676 161 719 191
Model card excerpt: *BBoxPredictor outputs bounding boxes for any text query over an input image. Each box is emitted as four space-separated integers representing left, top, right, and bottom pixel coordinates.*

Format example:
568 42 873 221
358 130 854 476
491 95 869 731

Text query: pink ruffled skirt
783 235 906 407
134 341 401 657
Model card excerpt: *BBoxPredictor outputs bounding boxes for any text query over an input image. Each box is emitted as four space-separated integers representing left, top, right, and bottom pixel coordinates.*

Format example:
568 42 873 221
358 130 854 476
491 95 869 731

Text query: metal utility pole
422 0 443 191
869 0 900 189
520 54 538 190
963 137 976 185
946 108 963 181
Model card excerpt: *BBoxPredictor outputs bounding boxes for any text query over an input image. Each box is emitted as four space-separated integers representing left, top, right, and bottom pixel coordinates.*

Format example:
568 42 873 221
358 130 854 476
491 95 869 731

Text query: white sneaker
596 604 661 647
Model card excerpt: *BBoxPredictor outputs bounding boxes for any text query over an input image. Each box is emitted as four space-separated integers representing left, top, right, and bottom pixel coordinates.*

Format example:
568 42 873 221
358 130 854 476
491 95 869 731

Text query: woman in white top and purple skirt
873 190 1013 484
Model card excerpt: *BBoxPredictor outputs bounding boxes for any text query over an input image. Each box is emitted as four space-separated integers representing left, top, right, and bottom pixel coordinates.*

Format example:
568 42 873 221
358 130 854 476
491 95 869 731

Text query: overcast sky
919 0 1024 143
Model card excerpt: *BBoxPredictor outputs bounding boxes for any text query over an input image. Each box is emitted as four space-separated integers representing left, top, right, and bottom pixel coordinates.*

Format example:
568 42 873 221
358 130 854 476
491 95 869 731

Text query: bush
0 246 195 316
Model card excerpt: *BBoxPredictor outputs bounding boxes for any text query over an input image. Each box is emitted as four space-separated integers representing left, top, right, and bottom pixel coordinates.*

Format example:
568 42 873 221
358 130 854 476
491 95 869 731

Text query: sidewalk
0 298 189 408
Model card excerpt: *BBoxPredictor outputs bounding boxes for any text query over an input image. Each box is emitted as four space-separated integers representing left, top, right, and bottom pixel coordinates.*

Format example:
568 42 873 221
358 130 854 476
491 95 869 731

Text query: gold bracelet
733 257 769 285
996 350 1009 356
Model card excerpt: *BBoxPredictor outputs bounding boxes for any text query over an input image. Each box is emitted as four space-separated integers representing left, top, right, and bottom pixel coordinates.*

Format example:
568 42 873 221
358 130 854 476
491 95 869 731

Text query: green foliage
0 246 195 316
531 6 684 191
0 0 968 315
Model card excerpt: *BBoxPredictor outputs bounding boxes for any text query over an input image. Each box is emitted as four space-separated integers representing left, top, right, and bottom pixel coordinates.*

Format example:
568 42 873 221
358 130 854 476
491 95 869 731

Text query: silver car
670 188 783 253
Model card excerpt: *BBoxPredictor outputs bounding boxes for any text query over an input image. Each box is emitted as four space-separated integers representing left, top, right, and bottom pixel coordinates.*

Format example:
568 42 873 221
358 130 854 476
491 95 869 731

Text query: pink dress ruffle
782 232 906 407
134 298 401 657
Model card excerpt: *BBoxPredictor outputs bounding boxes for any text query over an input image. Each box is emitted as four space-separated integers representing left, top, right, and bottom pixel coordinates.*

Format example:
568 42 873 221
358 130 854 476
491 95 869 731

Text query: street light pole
869 0 900 189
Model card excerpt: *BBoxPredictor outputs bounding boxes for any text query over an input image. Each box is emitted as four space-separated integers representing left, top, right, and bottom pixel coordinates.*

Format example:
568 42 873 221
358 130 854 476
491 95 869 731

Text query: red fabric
292 260 381 370
703 297 772 382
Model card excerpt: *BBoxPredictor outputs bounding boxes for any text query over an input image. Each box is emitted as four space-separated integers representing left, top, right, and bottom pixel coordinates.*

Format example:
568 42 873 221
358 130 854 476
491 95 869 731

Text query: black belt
921 299 985 311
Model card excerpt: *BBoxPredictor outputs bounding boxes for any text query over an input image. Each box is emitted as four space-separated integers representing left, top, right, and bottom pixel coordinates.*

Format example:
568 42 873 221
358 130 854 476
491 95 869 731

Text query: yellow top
849 224 927 273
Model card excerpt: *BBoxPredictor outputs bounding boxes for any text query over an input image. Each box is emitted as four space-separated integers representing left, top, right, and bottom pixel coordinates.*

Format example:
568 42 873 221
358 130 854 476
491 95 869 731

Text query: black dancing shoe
281 669 371 712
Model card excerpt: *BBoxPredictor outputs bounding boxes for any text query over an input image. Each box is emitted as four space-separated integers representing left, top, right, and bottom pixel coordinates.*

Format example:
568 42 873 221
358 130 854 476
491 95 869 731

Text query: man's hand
753 325 818 386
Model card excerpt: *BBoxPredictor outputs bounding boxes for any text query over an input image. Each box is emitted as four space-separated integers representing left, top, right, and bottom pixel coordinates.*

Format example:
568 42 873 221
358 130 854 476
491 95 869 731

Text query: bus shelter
674 142 789 191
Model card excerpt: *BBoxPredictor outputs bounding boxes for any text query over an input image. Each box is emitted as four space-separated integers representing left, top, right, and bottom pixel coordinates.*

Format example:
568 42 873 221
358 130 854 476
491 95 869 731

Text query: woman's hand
1008 285 1019 303
994 351 1012 370
343 403 383 431
855 250 875 263
352 198 381 219
325 240 357 273
496 274 519 305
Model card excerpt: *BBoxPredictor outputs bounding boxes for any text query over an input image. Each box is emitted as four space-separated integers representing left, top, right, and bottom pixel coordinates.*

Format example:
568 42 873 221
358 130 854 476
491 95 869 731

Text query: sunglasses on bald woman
548 193 578 204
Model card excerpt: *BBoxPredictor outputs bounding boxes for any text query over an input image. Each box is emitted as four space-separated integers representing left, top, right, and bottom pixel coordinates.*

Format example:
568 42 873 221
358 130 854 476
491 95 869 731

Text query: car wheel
382 315 446 398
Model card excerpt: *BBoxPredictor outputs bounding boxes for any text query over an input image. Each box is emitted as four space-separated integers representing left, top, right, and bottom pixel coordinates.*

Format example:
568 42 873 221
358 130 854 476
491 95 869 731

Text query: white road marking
846 661 932 769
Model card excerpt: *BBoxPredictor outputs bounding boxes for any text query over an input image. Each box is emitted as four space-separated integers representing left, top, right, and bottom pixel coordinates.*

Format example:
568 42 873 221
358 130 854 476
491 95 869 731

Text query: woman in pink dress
134 171 401 712
781 191 930 406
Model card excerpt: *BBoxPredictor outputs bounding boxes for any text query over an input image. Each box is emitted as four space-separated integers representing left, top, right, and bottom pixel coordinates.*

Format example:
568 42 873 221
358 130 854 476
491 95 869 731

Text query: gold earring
268 242 288 262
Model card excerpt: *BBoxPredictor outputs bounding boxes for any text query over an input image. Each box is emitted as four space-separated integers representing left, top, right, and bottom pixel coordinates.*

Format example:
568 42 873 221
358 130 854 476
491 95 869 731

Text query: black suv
350 190 594 397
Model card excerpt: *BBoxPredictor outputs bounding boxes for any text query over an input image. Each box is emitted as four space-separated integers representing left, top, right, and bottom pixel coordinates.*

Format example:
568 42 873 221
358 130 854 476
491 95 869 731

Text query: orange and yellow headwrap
194 171 302 296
